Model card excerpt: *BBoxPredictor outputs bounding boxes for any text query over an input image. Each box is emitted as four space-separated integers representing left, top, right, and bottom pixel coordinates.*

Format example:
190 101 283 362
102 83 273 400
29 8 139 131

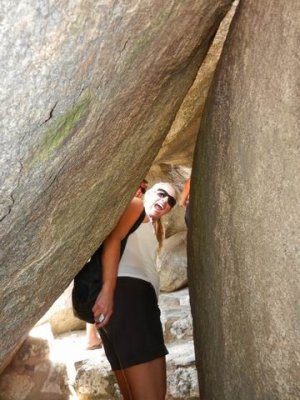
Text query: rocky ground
0 288 199 400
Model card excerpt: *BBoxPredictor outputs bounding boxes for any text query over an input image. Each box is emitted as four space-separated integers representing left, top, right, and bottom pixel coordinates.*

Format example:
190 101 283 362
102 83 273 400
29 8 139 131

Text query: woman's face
144 183 176 220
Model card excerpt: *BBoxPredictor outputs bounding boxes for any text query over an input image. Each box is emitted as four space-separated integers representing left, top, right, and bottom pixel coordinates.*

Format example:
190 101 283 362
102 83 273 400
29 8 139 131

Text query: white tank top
118 221 160 298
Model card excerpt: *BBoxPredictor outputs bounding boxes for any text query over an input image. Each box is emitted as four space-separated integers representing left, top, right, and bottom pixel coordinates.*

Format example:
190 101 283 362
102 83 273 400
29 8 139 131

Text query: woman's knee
123 357 166 400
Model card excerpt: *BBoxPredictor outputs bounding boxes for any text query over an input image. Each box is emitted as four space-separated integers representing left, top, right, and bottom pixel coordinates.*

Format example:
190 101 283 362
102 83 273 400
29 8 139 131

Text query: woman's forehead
153 182 174 194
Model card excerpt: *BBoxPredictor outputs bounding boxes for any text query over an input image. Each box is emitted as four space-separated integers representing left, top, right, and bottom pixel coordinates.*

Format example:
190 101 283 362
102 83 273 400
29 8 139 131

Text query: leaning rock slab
189 0 300 399
0 0 233 370
154 0 238 167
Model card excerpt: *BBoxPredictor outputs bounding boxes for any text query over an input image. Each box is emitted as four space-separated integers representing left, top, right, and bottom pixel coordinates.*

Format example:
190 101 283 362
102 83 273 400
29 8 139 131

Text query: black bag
72 208 146 323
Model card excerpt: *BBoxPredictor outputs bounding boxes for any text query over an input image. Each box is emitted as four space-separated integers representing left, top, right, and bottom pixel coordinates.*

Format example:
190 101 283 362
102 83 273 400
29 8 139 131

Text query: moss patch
27 90 91 167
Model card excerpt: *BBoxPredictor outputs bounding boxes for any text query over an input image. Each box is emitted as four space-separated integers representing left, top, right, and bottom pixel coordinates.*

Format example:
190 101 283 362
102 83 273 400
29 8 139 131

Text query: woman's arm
92 197 144 327
180 178 191 207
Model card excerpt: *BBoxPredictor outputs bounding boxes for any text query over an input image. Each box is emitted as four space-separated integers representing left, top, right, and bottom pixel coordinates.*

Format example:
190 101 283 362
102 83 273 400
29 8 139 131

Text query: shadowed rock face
0 0 232 370
189 1 300 399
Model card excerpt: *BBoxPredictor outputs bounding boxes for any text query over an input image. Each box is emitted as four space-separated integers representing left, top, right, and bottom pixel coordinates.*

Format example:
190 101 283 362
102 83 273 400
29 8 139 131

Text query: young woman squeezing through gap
92 182 177 400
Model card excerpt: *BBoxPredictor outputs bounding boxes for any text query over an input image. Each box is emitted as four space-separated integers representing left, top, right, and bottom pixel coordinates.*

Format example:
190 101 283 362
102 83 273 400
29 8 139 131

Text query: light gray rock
167 342 199 399
158 231 188 292
37 282 85 335
160 289 193 343
0 324 70 400
0 0 233 370
160 288 191 309
74 358 120 400
169 314 193 342
189 0 300 399
162 309 193 343
167 367 199 400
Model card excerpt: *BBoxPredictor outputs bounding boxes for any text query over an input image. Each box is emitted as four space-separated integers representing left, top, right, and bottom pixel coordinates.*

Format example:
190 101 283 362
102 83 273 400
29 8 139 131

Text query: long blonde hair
152 218 164 252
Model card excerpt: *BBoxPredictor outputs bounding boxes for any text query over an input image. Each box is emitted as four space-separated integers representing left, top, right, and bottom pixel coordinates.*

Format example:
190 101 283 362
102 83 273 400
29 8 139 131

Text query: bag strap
120 207 145 255
128 207 146 234
78 207 146 274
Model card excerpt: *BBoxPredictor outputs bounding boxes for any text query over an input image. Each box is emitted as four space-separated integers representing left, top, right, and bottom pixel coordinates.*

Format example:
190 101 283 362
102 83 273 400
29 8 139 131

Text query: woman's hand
92 285 114 328
93 197 144 329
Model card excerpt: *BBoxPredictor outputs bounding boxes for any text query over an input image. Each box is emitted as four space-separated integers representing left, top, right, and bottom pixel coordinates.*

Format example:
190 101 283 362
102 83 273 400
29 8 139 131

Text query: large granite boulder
0 0 233 370
189 1 300 399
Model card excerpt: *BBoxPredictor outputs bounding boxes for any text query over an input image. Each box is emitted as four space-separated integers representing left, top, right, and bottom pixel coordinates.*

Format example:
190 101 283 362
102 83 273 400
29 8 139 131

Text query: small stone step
167 341 199 399
160 288 194 343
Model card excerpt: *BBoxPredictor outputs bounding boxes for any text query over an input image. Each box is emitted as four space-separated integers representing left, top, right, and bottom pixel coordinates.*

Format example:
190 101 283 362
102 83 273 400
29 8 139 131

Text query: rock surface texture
0 0 232 370
189 1 300 399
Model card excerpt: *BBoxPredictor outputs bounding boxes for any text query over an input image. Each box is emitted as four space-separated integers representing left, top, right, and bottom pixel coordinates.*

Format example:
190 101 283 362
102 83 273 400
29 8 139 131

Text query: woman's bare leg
114 369 133 400
118 356 167 400
86 323 102 349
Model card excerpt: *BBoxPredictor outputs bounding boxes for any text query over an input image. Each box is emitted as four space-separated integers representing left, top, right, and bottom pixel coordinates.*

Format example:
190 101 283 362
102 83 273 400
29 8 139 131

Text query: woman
92 182 177 400
85 179 149 350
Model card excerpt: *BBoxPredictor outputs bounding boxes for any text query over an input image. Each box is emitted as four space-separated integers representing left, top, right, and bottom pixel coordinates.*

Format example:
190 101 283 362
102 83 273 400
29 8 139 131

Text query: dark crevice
40 101 58 126
0 194 14 222
0 160 24 223
122 38 130 52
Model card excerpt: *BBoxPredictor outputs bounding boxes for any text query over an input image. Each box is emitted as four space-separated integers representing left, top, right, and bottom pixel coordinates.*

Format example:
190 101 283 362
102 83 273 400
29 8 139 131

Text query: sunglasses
156 188 176 208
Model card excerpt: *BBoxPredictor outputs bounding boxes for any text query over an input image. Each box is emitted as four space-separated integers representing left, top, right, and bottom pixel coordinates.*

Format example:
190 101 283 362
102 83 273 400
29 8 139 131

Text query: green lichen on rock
28 90 92 167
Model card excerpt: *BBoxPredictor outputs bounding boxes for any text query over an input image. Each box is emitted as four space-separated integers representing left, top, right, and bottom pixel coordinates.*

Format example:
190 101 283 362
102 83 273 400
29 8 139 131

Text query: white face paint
144 183 176 221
